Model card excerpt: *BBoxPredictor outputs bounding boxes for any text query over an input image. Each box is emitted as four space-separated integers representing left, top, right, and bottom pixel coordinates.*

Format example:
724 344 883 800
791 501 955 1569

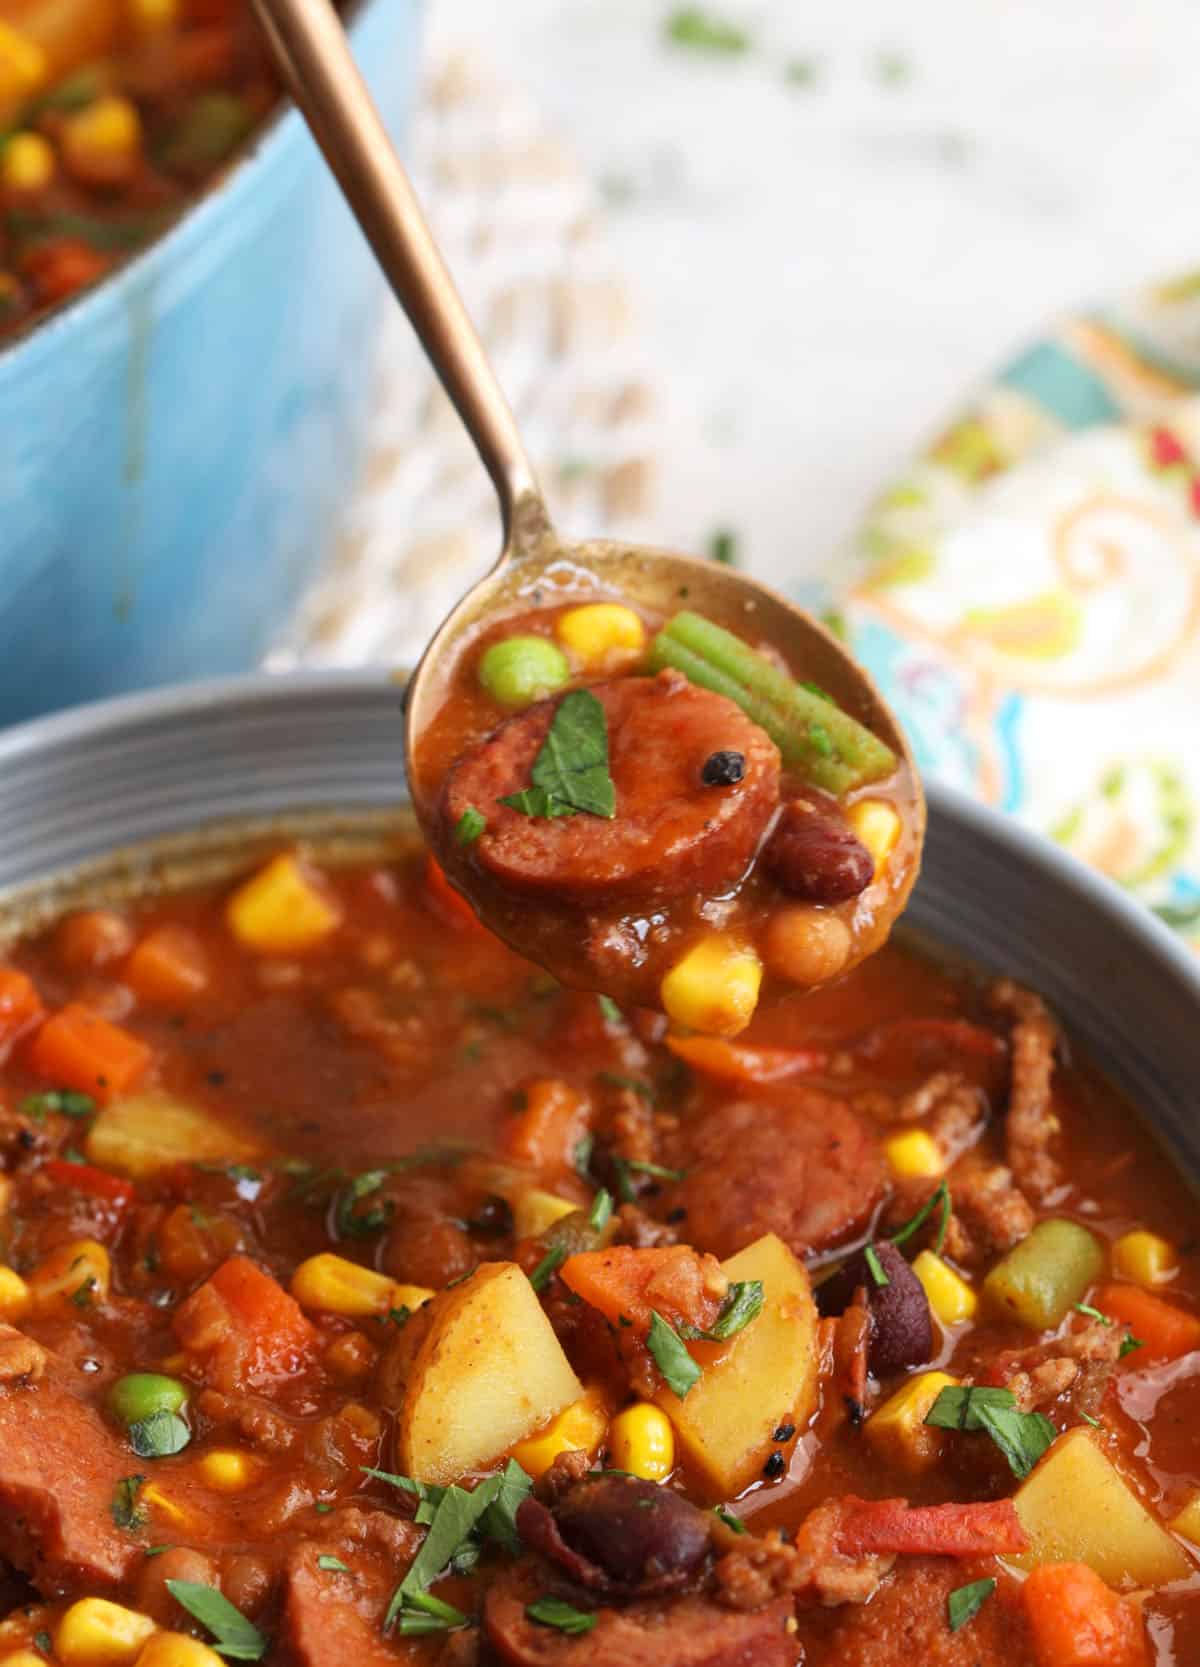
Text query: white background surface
424 0 1200 588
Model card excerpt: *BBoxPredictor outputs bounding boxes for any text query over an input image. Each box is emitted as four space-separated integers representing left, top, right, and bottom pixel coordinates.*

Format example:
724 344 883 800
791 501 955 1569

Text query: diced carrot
125 924 210 1004
42 1158 135 1211
175 1254 317 1392
665 1035 829 1084
834 1496 1029 1557
55 910 133 971
504 1077 589 1175
1023 1561 1149 1667
1096 1282 1200 1364
26 1003 151 1103
0 967 44 1049
560 1244 723 1336
423 854 484 932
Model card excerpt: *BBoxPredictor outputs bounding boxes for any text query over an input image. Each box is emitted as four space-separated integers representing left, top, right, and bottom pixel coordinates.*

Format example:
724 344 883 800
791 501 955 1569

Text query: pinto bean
763 794 873 903
816 1242 933 1375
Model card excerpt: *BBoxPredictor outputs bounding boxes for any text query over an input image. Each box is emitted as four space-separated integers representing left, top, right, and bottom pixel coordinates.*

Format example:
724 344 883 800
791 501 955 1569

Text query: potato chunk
654 1232 818 1498
395 1262 583 1486
1013 1428 1192 1587
86 1092 261 1179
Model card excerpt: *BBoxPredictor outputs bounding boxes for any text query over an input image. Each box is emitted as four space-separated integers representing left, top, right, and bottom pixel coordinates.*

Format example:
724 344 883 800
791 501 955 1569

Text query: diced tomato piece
423 854 484 931
0 967 44 1049
1096 1282 1200 1364
175 1254 317 1392
26 1004 152 1103
42 1159 135 1211
1023 1561 1149 1667
125 924 210 1004
834 1496 1029 1557
664 1035 828 1084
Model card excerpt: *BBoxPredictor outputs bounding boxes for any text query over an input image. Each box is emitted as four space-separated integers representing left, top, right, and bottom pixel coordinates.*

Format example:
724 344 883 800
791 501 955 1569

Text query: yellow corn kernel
556 604 646 672
1 132 54 193
1171 1492 1200 1545
1 1653 49 1667
0 25 48 112
511 1385 610 1480
30 1238 110 1312
63 95 141 160
197 1449 260 1492
661 935 762 1038
0 1266 31 1323
56 1598 156 1666
390 1282 436 1312
846 798 901 876
1112 1229 1178 1288
139 1482 193 1528
883 1129 944 1180
136 1635 224 1667
226 853 342 954
608 1402 675 1482
291 1253 398 1318
912 1249 977 1325
864 1370 958 1475
0 1175 12 1215
512 1189 578 1240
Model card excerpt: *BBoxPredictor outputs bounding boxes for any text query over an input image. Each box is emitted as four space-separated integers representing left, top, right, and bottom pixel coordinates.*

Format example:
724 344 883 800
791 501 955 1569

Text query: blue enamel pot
0 0 421 727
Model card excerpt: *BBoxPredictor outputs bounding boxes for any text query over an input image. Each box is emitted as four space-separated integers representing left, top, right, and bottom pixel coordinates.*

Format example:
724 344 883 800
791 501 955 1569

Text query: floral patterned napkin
842 273 1200 951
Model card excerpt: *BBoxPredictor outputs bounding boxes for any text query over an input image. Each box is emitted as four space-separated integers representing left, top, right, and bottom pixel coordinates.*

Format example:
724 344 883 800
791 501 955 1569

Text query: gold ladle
250 0 925 954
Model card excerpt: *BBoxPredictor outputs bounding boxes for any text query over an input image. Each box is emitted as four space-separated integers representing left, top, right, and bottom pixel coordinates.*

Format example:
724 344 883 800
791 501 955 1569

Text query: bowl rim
2 665 1197 1001
0 0 378 370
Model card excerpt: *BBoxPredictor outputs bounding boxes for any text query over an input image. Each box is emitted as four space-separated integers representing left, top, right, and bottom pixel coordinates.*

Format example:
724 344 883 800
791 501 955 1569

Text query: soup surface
0 829 1197 1667
0 0 286 340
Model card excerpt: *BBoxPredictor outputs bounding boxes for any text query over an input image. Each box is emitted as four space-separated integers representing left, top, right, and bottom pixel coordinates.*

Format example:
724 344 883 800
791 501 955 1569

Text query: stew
0 829 1196 1666
411 599 921 1024
0 0 290 339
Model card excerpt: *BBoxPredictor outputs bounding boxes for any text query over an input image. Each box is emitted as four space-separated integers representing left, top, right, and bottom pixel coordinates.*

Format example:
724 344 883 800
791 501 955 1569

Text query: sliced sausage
665 1091 886 1261
442 671 780 905
827 1558 1032 1667
286 1538 413 1667
484 1561 797 1667
763 794 873 903
0 1370 141 1594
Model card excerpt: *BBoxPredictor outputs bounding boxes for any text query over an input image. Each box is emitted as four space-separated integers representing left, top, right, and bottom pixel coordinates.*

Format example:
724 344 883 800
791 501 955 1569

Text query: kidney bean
817 1241 934 1375
763 795 874 903
517 1474 712 1595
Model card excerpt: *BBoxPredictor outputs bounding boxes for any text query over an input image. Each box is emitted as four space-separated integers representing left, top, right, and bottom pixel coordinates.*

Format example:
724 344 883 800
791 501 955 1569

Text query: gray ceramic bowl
1 671 1197 1182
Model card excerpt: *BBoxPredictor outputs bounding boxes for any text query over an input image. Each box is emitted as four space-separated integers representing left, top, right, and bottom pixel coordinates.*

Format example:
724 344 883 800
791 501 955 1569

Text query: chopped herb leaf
647 1310 702 1399
597 994 622 1024
947 1577 995 1632
21 1089 95 1121
387 1305 412 1328
1075 1303 1112 1324
335 1170 393 1239
526 1596 597 1636
889 1179 952 1254
499 690 616 821
34 1631 52 1654
924 1384 1020 1432
714 1505 746 1533
317 1555 348 1573
385 1474 505 1627
925 1385 1055 1479
597 1071 655 1102
314 1503 333 1514
680 1280 764 1342
626 1159 685 1182
1120 1333 1145 1359
71 1277 98 1308
530 1244 568 1292
574 1133 595 1179
128 1410 191 1460
455 806 486 846
588 1188 614 1232
864 1245 890 1287
664 7 750 54
612 1158 637 1204
165 1582 267 1661
110 1475 148 1531
709 527 739 565
1079 1411 1101 1428
145 1546 174 1558
478 1458 533 1555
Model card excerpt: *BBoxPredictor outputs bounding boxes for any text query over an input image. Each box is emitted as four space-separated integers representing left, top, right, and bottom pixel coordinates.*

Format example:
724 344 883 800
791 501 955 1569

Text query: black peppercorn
701 750 745 787
772 1423 796 1443
762 1450 787 1480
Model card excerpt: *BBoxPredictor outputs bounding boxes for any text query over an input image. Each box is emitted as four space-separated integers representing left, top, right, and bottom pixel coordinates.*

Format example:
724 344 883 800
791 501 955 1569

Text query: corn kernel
140 1482 193 1528
1171 1492 1200 1545
556 604 646 672
0 1266 31 1322
864 1370 958 1475
912 1249 977 1325
62 96 142 185
661 935 761 1038
0 25 48 111
1 1652 49 1667
511 1385 610 1479
136 1635 224 1667
390 1282 436 1312
292 1253 398 1318
226 853 342 954
883 1129 944 1180
56 1598 156 1666
30 1238 110 1312
608 1402 675 1482
512 1189 578 1239
846 798 901 876
1 132 54 193
1112 1229 1178 1288
197 1449 259 1492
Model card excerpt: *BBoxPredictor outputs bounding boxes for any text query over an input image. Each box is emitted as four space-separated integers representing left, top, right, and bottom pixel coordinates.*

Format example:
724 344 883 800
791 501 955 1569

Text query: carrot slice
560 1244 723 1336
835 1497 1028 1557
125 924 209 1004
1023 1561 1149 1667
1096 1282 1200 1364
26 1003 151 1103
175 1254 317 1392
504 1077 589 1175
664 1035 829 1084
42 1158 135 1211
0 967 44 1049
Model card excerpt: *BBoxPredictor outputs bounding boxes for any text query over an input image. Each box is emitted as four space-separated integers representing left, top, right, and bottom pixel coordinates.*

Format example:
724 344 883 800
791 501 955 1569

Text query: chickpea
135 1546 220 1625
763 906 851 987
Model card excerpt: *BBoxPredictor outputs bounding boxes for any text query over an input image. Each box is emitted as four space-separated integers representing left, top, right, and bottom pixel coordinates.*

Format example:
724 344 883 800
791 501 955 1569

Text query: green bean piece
478 636 570 710
108 1372 189 1428
983 1219 1104 1330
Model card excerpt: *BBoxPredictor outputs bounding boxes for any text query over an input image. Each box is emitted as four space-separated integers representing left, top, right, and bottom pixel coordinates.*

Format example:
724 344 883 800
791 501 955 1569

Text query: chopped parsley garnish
314 1503 333 1514
384 1468 526 1631
1120 1333 1145 1359
808 721 834 759
71 1277 98 1308
21 1089 95 1121
110 1475 148 1531
890 1178 951 1254
1075 1303 1112 1324
588 1188 614 1232
387 1305 412 1329
144 1545 174 1557
625 1158 685 1182
530 1244 568 1292
714 1505 746 1533
597 1072 655 1102
947 1577 995 1632
574 1133 595 1180
925 1385 1055 1479
709 527 739 565
165 1582 267 1661
864 1245 890 1287
647 1310 702 1399
664 7 750 54
477 1458 533 1555
596 994 622 1024
128 1410 191 1460
334 1170 393 1239
34 1631 52 1655
526 1596 597 1636
1079 1411 1101 1428
680 1280 764 1342
499 689 616 821
455 806 486 846
317 1555 348 1573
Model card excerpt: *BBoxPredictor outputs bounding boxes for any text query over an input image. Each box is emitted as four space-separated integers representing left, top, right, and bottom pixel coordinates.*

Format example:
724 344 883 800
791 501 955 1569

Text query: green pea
108 1372 189 1428
478 636 570 709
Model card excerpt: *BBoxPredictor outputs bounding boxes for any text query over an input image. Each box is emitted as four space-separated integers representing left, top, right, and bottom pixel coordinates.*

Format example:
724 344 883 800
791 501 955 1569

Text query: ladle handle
250 0 538 536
